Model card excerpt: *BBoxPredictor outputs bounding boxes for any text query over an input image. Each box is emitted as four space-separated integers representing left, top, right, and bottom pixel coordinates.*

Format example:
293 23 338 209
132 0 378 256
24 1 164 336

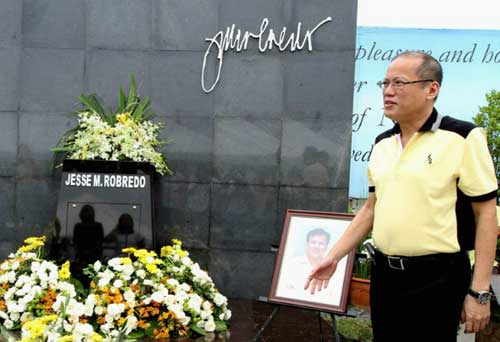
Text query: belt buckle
387 256 405 270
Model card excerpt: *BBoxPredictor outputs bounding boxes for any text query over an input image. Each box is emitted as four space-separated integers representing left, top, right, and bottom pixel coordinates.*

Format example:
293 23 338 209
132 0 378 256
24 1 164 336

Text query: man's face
382 56 432 122
306 234 329 259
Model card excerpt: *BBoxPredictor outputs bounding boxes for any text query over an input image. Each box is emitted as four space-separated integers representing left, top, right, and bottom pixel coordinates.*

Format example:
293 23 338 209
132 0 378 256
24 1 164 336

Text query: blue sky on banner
349 0 500 198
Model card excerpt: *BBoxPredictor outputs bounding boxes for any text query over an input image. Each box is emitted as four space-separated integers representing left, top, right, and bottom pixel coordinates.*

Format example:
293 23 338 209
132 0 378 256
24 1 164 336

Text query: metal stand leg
318 312 341 342
329 313 341 342
251 305 280 342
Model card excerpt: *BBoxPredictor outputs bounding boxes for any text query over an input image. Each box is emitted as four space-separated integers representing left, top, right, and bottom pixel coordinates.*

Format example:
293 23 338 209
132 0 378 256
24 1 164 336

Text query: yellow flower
24 236 46 245
172 239 182 246
90 333 103 342
18 244 38 253
116 112 131 125
161 246 174 257
176 249 188 258
59 336 74 342
59 261 71 280
23 319 47 338
122 247 137 254
40 315 58 324
121 257 132 265
146 263 158 273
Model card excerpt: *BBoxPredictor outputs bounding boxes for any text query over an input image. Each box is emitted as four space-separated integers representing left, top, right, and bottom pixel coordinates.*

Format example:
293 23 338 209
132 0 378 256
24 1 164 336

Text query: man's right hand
304 255 338 294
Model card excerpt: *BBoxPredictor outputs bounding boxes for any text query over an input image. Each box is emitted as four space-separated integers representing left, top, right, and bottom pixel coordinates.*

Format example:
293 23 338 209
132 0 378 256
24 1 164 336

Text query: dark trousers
370 251 471 342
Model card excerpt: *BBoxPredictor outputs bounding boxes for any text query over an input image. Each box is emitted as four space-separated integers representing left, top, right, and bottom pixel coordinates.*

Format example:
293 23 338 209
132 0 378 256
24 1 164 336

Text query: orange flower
150 306 160 316
179 327 189 336
41 289 57 313
97 316 106 325
154 327 170 339
137 320 150 329
138 307 149 318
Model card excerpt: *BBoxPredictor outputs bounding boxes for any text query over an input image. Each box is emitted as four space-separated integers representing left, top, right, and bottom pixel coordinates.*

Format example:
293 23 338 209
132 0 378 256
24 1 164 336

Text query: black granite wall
0 0 357 298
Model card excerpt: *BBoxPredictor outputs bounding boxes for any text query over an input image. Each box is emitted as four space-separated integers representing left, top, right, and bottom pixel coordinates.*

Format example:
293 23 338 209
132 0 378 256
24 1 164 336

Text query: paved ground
457 325 475 342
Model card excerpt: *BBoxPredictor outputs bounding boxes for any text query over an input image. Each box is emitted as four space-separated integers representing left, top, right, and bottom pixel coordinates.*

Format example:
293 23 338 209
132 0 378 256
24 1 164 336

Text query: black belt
374 249 465 271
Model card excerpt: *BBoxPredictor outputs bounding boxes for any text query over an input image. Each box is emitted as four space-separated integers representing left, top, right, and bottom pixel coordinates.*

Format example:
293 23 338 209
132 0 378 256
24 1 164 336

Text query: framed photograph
268 210 355 313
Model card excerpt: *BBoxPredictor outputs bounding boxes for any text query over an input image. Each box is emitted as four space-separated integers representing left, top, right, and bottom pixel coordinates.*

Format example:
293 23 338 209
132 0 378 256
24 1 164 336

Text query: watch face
478 292 492 304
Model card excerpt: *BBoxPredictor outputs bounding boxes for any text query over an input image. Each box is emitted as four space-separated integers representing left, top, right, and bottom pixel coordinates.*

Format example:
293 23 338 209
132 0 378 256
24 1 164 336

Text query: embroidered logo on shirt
427 154 432 165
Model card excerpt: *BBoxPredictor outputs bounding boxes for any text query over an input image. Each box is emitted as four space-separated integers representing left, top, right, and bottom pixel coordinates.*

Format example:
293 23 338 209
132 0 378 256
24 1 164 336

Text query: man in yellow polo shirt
305 51 498 341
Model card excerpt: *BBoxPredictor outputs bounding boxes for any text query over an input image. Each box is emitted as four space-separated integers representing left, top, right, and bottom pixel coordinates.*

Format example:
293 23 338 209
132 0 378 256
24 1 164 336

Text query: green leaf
118 87 126 113
69 276 87 298
215 320 228 332
126 330 145 339
189 324 208 336
144 321 158 337
132 96 150 121
79 94 104 116
128 75 137 106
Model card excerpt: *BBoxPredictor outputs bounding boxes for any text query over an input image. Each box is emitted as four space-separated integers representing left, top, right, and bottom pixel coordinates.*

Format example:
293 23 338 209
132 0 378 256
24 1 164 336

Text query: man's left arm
463 198 498 333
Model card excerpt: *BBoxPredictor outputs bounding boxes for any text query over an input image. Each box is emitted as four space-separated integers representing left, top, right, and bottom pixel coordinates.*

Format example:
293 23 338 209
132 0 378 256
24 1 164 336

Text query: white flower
224 309 232 320
0 271 16 283
94 260 102 272
11 261 20 270
123 290 136 307
122 264 134 277
108 258 122 270
187 294 203 313
19 293 34 306
164 295 175 306
107 303 125 318
4 319 14 329
151 288 168 304
67 299 86 320
73 322 94 337
125 315 138 334
52 294 66 312
82 302 95 317
214 293 227 307
57 282 76 298
167 278 179 287
204 318 216 332
95 306 105 315
7 302 25 314
100 322 113 334
97 270 114 287
9 312 20 321
202 301 212 312
201 310 212 320
30 261 40 273
143 279 154 286
136 269 146 279
113 279 123 288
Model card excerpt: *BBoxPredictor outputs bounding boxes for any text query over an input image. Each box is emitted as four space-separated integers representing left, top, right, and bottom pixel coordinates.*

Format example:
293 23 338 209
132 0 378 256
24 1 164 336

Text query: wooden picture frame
268 210 355 313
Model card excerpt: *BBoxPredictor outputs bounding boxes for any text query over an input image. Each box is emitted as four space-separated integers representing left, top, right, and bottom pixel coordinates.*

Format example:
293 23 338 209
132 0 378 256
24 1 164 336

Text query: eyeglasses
377 79 435 90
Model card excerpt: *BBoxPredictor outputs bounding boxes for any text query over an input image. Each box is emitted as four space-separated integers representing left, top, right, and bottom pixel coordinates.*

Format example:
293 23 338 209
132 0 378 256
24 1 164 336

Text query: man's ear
427 81 440 101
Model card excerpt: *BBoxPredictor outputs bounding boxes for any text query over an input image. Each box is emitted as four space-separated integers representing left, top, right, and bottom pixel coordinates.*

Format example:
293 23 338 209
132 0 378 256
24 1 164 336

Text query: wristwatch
468 288 492 304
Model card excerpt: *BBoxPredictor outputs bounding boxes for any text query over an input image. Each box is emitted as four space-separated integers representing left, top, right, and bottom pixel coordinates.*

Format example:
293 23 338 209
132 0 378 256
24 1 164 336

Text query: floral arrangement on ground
52 76 172 176
0 237 231 341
